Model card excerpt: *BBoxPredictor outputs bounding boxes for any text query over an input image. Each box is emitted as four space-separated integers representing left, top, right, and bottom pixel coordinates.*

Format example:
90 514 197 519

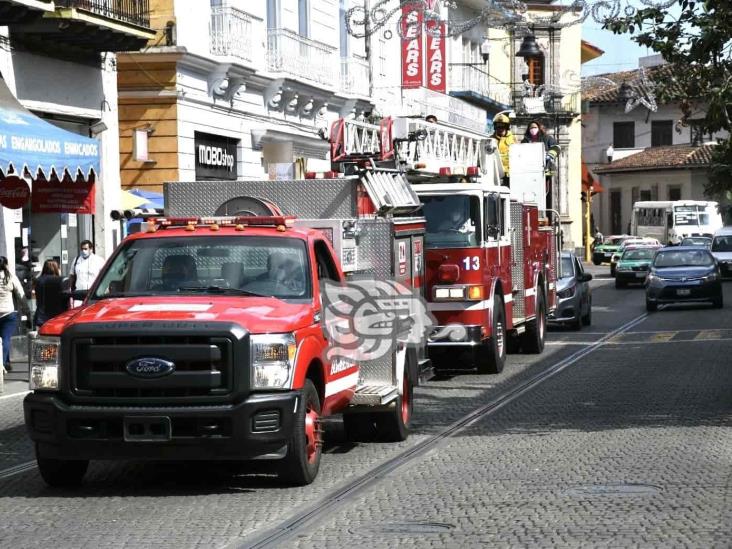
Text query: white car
711 227 732 278
610 238 661 276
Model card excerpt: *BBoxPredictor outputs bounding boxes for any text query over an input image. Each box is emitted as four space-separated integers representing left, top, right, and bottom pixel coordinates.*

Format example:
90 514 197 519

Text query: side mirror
68 289 90 302
579 273 593 282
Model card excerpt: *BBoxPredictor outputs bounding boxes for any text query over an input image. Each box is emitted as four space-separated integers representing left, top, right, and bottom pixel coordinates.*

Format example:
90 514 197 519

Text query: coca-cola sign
0 175 31 209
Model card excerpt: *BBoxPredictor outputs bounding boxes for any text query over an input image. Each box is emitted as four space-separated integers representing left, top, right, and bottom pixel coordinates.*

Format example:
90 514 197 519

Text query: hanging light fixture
480 36 491 63
516 34 542 59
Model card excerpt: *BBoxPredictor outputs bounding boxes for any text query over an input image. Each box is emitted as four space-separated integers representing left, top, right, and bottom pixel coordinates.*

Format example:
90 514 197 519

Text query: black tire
373 351 415 442
477 296 506 374
279 378 322 485
615 279 626 289
343 413 377 442
592 258 602 266
582 299 592 326
712 295 723 309
646 299 658 312
36 445 88 488
522 290 546 354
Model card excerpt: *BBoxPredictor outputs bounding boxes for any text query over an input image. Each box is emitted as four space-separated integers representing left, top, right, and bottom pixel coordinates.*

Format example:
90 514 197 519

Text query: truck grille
71 335 234 399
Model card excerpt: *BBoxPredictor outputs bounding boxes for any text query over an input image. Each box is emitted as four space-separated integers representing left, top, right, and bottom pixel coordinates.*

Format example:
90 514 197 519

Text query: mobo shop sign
194 132 237 180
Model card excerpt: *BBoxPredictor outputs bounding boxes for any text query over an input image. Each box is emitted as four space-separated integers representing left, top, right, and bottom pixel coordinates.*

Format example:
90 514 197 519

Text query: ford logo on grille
125 357 175 378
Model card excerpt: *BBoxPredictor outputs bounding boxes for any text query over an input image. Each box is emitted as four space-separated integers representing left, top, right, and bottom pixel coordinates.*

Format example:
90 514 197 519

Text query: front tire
522 291 546 354
279 378 322 485
36 445 88 488
477 296 506 374
712 295 723 309
582 299 592 326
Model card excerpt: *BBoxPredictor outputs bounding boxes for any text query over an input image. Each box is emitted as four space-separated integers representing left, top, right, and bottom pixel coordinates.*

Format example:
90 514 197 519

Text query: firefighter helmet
493 113 511 125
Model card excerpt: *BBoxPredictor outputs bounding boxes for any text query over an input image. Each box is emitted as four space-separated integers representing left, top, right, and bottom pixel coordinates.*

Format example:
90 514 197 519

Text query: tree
604 0 732 197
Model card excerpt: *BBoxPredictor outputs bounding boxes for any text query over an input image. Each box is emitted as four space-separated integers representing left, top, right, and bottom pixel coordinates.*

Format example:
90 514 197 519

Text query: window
339 0 348 58
484 194 504 238
640 190 652 201
613 122 635 148
631 187 639 205
527 56 544 86
651 120 673 146
298 0 309 38
314 240 339 281
422 194 482 248
668 186 681 201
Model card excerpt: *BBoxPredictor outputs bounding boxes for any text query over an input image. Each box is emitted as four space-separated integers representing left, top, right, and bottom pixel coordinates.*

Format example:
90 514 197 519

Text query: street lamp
606 144 614 163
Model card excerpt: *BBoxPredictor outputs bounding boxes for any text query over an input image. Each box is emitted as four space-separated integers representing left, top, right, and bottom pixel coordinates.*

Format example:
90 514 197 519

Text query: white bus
631 200 723 245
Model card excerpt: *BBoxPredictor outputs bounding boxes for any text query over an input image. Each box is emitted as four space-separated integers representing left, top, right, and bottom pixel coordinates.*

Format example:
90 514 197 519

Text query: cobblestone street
0 268 729 548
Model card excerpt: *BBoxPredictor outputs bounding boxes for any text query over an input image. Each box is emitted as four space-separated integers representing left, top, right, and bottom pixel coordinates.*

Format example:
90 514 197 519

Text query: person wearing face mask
522 120 561 172
490 113 516 186
69 240 105 306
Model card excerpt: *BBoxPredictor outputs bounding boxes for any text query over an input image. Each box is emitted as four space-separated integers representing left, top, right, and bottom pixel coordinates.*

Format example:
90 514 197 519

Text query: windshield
606 237 627 246
92 235 311 300
623 248 656 261
674 205 705 226
654 249 714 268
422 194 481 249
711 236 732 252
560 257 574 278
681 237 711 246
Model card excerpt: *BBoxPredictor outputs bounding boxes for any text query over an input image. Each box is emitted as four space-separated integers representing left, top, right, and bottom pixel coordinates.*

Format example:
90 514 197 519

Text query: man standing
70 240 104 304
490 113 516 186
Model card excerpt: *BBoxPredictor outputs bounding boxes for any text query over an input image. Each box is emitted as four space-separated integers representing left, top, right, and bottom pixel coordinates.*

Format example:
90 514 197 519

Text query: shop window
613 121 635 148
651 120 673 147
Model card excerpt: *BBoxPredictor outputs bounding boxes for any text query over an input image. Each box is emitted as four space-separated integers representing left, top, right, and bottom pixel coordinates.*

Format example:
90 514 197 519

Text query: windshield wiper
177 285 265 297
93 292 158 300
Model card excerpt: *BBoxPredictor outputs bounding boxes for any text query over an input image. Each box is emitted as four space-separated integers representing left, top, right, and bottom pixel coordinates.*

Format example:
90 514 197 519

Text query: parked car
592 234 632 265
611 238 662 276
615 246 661 288
645 246 723 311
680 236 712 247
710 227 732 278
548 251 593 329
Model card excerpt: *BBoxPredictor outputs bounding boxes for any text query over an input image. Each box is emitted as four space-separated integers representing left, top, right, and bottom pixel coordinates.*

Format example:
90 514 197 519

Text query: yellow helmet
493 113 511 125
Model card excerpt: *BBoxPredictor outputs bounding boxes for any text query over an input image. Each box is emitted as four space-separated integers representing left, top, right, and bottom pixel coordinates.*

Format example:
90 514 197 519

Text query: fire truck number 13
462 256 480 270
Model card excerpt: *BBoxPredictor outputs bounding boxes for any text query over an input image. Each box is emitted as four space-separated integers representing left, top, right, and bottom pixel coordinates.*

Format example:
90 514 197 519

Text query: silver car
711 227 732 278
548 251 593 330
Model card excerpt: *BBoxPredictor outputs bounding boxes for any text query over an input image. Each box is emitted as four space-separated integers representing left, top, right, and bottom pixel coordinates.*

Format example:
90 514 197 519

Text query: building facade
118 0 373 191
582 58 730 235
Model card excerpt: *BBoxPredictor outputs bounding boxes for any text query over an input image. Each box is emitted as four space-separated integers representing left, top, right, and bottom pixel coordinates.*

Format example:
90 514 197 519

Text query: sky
581 23 653 77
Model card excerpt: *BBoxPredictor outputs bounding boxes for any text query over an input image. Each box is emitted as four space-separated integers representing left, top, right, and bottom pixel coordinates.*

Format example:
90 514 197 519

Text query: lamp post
585 184 593 263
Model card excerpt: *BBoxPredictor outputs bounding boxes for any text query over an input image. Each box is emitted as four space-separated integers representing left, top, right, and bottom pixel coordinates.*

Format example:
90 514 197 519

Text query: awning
120 190 150 210
0 76 99 182
582 160 605 193
128 188 164 210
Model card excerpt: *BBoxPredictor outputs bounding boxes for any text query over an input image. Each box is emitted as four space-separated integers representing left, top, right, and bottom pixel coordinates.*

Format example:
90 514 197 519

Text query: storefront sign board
31 178 95 214
194 132 238 180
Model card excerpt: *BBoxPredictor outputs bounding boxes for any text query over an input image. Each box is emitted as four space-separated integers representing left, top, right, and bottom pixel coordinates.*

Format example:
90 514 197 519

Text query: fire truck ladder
330 117 394 164
391 117 488 175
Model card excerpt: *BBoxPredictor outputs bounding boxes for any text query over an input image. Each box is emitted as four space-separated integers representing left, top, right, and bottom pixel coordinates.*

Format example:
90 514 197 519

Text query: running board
350 385 399 406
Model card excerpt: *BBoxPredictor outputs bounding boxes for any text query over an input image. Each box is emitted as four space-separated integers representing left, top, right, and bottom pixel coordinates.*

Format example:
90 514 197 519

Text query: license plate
676 289 691 296
604 253 612 257
635 272 646 278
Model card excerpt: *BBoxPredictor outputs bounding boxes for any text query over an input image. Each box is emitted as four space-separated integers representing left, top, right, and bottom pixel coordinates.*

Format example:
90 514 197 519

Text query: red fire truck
25 172 429 487
330 116 560 374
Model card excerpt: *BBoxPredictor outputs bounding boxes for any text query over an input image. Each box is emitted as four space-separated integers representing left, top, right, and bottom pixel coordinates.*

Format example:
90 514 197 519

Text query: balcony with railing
512 81 581 119
210 4 253 62
448 64 512 109
8 0 154 56
267 29 337 88
56 0 150 28
340 56 370 98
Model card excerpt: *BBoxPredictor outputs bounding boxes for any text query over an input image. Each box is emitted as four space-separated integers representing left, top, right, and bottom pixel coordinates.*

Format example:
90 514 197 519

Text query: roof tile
594 144 715 174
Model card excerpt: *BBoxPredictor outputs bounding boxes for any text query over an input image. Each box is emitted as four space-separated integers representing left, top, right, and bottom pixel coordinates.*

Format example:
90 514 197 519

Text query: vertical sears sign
194 132 238 180
400 5 423 88
425 21 446 93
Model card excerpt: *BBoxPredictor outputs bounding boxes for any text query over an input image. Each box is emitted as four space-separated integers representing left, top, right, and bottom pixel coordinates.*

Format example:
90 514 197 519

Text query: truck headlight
30 336 60 391
251 333 297 389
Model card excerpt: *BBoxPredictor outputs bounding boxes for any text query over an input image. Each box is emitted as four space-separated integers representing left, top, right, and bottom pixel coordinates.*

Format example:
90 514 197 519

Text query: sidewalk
1 337 29 396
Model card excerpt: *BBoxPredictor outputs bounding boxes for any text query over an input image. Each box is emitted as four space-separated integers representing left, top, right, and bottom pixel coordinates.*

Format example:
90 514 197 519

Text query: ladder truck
329 115 560 374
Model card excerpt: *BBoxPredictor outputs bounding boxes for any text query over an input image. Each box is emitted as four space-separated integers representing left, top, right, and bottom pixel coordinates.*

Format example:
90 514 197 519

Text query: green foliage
604 0 732 196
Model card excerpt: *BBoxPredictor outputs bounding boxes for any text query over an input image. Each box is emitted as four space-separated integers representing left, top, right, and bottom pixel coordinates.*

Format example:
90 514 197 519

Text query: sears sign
194 132 238 180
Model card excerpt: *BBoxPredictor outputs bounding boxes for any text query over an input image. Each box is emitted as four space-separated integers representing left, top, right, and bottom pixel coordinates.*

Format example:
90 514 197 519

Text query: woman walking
34 259 68 329
0 256 28 372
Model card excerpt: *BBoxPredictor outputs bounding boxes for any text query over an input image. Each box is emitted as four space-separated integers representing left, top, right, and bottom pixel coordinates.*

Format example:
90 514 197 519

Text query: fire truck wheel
343 414 378 442
35 445 88 487
522 291 546 354
279 378 322 485
477 296 506 374
373 352 415 442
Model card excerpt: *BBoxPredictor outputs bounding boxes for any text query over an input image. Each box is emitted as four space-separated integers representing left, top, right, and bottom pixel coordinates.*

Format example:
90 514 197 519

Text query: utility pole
585 184 593 262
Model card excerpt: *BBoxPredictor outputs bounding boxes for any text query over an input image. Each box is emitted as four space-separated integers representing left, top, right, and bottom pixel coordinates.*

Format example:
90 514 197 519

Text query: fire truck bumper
24 391 299 461
427 325 485 364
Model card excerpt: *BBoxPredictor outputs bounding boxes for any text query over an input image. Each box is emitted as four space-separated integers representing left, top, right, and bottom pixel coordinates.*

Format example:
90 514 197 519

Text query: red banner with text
31 179 96 214
425 21 446 93
400 5 423 89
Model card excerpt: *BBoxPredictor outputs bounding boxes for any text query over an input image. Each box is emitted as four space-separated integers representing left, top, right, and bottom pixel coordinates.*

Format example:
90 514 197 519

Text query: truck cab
24 216 369 487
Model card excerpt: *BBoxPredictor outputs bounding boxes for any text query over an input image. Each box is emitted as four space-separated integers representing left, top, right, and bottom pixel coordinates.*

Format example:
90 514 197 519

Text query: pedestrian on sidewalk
33 259 68 329
70 240 104 307
0 256 30 372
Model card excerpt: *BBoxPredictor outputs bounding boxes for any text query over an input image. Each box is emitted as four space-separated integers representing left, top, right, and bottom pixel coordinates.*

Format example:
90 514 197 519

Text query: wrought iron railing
56 0 150 28
448 64 513 107
210 5 253 61
267 28 336 87
340 57 369 96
